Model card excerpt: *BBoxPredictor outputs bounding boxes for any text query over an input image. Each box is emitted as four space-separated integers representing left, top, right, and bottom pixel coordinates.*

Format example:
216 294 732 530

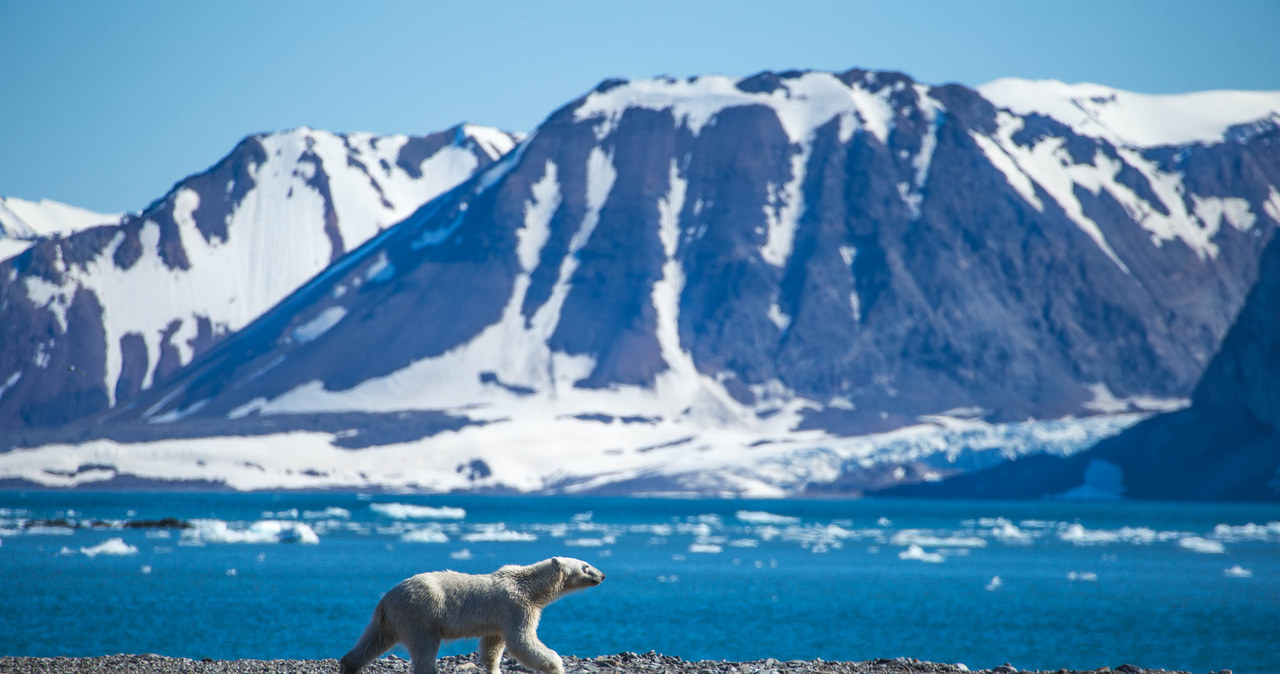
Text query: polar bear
339 557 605 674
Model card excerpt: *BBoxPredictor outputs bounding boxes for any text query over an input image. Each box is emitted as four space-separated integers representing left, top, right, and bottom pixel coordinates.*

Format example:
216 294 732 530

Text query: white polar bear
340 557 605 674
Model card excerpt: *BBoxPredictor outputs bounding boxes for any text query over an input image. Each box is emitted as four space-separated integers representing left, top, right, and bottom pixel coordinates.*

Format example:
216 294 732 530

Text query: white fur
340 557 605 674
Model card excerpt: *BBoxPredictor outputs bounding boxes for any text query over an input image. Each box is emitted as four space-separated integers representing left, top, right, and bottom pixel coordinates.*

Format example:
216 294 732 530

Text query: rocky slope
885 228 1280 501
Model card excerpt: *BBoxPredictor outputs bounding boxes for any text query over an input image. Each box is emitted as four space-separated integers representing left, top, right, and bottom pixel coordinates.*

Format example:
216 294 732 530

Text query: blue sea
3 492 1277 673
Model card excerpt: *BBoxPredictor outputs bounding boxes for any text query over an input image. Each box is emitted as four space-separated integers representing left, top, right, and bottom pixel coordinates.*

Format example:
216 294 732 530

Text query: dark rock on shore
0 652 1208 674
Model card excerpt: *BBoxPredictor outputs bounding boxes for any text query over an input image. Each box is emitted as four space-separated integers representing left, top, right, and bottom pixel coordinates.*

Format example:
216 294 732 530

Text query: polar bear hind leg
339 604 399 674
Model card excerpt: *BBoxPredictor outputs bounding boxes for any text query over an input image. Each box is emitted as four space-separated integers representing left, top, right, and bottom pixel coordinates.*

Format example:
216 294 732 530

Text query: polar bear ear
552 556 565 571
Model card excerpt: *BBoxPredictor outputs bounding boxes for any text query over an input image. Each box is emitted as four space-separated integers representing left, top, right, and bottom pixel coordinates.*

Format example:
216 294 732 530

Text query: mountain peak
572 68 938 146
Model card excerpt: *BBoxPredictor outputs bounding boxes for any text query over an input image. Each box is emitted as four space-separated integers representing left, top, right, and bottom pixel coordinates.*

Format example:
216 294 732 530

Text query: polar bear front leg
479 635 506 674
501 620 564 674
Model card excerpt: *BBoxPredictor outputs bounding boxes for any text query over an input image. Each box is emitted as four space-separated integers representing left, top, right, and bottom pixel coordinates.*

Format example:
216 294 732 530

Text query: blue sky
4 0 1279 214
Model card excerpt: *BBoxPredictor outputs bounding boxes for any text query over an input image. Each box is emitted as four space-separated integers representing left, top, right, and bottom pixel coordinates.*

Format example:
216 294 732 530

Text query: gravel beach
0 653 1214 674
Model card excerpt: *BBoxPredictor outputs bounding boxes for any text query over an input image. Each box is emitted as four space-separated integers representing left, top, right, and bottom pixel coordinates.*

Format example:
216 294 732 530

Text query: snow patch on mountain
0 196 121 261
972 107 1271 268
979 78 1280 147
518 161 561 272
0 196 121 239
978 112 1130 273
461 124 522 160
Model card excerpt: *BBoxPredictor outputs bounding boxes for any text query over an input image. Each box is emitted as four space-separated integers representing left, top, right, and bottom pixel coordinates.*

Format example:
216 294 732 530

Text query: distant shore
0 652 1209 674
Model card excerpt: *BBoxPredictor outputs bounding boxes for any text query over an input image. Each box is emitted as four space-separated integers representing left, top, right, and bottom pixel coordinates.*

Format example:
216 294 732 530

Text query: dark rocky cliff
886 230 1280 501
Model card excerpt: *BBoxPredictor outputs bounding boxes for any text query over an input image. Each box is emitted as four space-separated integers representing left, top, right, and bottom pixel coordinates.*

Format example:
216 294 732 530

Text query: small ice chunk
735 510 800 525
1223 565 1253 578
1178 536 1225 554
400 527 450 543
304 507 351 519
80 538 138 557
898 544 944 563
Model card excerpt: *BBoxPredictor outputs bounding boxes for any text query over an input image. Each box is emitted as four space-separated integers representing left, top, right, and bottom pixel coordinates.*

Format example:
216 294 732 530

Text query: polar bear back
384 570 527 639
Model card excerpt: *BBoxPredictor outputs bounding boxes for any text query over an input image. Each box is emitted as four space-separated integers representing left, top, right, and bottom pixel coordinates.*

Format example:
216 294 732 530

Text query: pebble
0 653 1202 674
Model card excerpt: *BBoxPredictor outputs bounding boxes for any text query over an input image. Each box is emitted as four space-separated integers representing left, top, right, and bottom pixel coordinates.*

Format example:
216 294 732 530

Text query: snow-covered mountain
0 197 122 262
0 124 519 429
3 68 1279 496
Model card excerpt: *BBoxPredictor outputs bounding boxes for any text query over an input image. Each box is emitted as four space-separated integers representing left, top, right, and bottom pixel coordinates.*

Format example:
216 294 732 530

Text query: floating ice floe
370 503 466 520
450 549 473 560
1212 521 1280 542
400 527 450 543
985 576 1002 591
891 530 987 548
1067 571 1098 582
461 524 536 542
688 542 723 554
976 518 1035 544
735 510 800 525
565 537 614 547
1178 536 1226 554
304 507 352 519
1058 523 1181 546
182 519 319 545
898 544 944 563
79 538 138 557
1223 565 1253 578
140 565 152 574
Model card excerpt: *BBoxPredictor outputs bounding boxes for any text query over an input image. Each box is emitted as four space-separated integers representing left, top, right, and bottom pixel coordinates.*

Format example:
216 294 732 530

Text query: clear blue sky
4 0 1279 214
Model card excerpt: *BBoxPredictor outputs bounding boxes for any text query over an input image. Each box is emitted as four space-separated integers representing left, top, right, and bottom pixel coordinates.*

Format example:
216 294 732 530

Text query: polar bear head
553 556 606 593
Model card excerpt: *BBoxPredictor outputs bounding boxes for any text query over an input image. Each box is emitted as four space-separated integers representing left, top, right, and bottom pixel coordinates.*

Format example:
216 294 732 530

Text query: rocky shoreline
0 653 1216 674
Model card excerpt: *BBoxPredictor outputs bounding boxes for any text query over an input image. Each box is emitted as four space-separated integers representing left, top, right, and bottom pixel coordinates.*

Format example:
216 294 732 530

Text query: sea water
2 492 1277 673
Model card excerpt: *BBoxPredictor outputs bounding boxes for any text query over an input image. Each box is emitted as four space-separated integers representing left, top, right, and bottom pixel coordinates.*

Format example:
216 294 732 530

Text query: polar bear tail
340 602 398 674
